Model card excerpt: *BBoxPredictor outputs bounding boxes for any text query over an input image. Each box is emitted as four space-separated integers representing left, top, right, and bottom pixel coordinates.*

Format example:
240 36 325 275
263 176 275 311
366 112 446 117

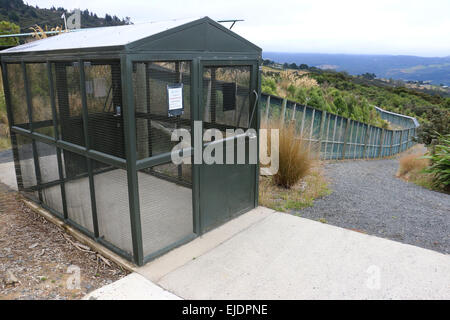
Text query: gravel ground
0 150 12 164
0 182 129 300
294 157 450 254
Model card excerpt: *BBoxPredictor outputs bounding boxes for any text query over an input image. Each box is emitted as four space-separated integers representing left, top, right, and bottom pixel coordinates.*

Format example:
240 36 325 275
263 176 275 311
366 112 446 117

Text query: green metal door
198 61 259 233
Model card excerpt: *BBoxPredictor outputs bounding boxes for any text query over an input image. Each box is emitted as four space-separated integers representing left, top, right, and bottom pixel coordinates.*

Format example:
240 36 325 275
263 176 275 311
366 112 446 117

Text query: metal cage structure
1 17 262 266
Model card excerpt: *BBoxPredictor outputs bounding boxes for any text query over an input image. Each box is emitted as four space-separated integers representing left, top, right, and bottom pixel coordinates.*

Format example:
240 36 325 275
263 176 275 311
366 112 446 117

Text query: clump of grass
396 151 436 190
397 153 430 177
273 122 314 188
259 163 330 212
423 134 450 193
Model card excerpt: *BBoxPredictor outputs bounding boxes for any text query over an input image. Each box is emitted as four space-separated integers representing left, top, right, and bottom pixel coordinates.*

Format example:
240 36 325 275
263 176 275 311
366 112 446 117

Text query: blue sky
25 0 450 57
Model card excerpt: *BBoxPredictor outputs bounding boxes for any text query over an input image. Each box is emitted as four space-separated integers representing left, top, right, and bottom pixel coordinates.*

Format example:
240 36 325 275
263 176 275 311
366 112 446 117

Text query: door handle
248 90 259 128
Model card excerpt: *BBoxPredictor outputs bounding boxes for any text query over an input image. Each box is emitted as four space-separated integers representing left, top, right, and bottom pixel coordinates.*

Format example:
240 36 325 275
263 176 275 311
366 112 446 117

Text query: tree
0 20 20 46
299 64 309 70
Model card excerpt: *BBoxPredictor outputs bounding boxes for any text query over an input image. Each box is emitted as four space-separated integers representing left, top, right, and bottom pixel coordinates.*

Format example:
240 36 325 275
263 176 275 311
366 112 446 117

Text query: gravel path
295 158 450 254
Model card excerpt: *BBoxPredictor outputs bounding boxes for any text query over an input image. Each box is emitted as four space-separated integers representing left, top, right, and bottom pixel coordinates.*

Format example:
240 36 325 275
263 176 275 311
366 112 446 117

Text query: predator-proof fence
260 93 419 160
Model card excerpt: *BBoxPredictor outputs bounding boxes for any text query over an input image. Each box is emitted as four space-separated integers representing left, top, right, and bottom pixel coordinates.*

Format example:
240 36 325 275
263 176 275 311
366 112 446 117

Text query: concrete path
83 273 180 300
138 207 450 299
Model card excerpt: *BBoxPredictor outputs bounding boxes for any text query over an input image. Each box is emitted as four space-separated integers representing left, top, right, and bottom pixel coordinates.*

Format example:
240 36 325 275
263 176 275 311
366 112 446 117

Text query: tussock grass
271 121 316 188
397 153 430 177
396 151 435 190
259 119 329 212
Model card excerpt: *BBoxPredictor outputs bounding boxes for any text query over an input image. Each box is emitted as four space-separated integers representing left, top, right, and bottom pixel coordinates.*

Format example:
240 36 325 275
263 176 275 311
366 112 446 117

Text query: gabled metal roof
1 17 261 55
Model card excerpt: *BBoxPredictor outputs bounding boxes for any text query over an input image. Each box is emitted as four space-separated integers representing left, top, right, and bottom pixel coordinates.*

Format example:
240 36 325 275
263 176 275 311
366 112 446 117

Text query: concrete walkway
137 207 450 299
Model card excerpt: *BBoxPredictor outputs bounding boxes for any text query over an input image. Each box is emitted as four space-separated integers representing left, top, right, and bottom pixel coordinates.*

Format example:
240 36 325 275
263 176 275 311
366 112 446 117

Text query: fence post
308 108 315 151
280 98 287 124
291 103 296 121
318 111 327 158
264 95 270 123
399 130 404 153
300 105 306 135
406 128 411 149
389 130 394 156
363 124 371 158
341 119 351 159
378 128 385 158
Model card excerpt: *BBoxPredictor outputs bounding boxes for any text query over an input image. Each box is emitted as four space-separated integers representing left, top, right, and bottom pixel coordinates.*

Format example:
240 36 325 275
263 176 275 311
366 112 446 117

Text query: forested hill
0 0 130 32
261 63 450 143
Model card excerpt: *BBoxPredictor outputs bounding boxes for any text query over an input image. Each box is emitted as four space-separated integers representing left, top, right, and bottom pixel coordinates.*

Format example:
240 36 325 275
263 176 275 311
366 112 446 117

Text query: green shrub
423 134 450 192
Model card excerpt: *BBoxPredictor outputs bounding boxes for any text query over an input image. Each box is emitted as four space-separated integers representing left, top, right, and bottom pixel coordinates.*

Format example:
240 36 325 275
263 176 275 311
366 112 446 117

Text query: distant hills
263 52 450 86
0 0 130 33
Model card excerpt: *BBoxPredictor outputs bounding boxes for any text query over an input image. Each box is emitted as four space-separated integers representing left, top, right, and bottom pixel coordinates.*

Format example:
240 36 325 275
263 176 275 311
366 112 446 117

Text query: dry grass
259 119 329 212
273 122 316 188
396 151 434 189
259 163 330 212
397 153 429 177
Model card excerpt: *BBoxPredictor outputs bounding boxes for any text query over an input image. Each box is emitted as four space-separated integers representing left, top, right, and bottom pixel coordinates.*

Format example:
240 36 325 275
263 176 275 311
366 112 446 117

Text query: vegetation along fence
260 93 419 160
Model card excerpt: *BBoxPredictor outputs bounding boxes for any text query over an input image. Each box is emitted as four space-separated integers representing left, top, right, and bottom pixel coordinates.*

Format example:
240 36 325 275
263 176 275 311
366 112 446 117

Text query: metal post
121 56 144 265
318 110 327 158
291 103 296 121
399 130 404 153
330 115 338 159
308 108 315 151
300 105 306 136
47 62 68 219
378 128 385 158
389 129 395 156
79 60 99 238
22 62 43 202
363 124 371 158
265 96 270 125
1 62 24 191
341 119 351 159
280 98 287 124
353 122 359 159
324 113 331 159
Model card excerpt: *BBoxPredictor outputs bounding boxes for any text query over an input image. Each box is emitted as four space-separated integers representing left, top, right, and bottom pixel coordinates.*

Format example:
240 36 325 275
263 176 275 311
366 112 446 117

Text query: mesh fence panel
54 62 85 147
6 64 29 128
62 150 93 233
203 66 251 128
85 62 125 158
138 167 193 257
26 63 54 137
91 160 132 254
36 141 64 215
16 134 36 189
133 61 191 161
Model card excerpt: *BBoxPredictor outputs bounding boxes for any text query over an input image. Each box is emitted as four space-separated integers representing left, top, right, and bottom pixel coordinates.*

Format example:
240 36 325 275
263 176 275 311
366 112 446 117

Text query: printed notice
167 84 183 111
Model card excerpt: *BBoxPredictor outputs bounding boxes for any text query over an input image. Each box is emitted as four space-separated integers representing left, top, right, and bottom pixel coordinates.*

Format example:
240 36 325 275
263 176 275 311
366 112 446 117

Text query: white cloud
25 0 450 56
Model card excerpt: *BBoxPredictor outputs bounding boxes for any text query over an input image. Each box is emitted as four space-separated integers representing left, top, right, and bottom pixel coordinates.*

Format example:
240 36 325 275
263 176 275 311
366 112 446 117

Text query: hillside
261 63 450 142
0 0 130 33
264 52 450 86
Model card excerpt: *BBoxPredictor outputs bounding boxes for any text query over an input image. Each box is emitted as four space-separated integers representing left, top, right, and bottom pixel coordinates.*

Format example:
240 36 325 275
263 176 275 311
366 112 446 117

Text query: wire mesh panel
133 61 191 161
15 134 37 191
53 62 85 147
35 141 64 215
91 159 132 255
6 64 29 129
202 66 251 129
26 63 54 137
85 61 125 158
138 166 194 257
61 150 94 233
